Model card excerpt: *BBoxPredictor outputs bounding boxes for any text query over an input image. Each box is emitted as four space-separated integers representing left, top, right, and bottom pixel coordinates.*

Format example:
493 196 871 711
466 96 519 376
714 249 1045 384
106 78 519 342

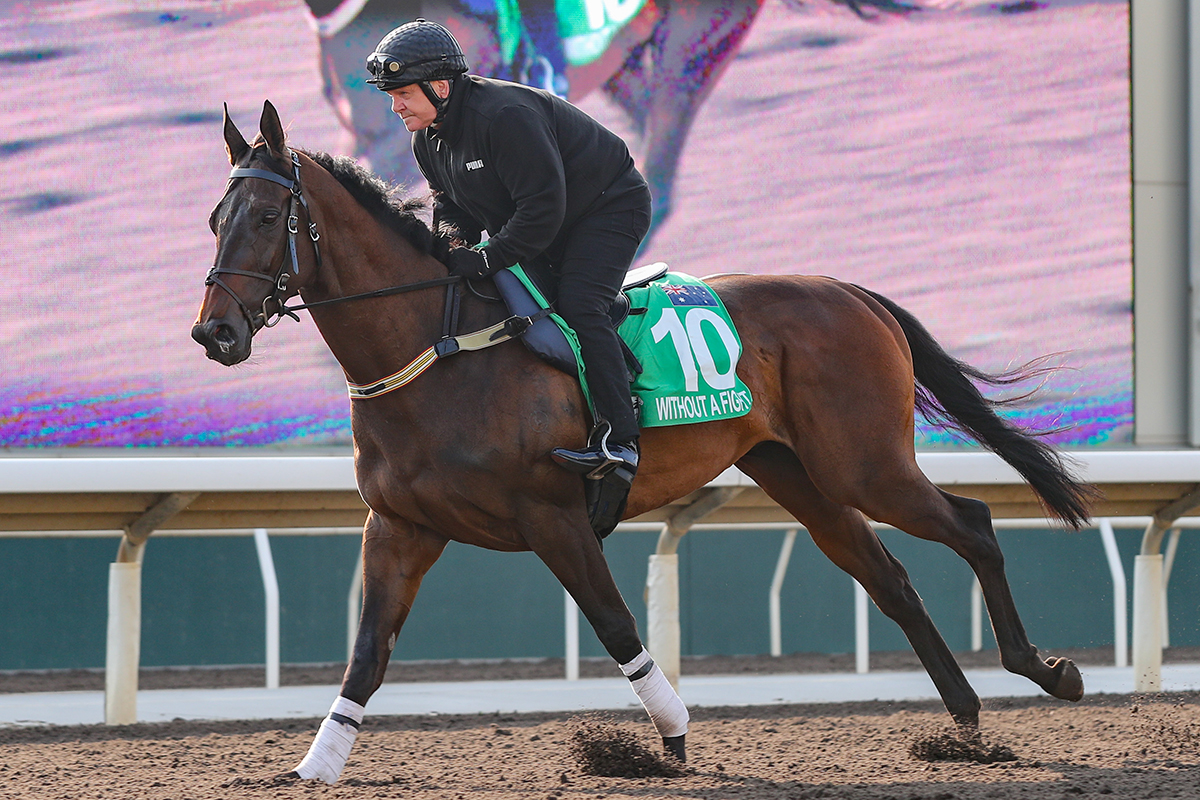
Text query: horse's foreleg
526 510 689 761
737 444 984 729
287 512 447 784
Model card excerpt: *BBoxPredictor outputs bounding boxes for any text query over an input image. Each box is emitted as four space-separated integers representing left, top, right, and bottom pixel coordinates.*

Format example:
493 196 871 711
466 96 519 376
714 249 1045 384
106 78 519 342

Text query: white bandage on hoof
620 648 688 738
293 696 365 784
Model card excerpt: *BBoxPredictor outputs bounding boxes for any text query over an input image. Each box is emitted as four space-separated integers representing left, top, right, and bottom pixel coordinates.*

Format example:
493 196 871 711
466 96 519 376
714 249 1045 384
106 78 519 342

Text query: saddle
492 261 668 378
493 261 668 542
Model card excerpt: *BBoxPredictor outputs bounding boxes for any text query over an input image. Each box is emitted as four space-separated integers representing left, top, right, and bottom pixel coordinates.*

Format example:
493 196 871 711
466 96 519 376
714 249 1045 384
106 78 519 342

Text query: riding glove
431 233 455 262
446 246 497 280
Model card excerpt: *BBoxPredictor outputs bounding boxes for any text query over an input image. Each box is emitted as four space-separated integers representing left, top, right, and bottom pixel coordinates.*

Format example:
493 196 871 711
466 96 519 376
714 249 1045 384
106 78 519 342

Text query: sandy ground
1 691 1197 799
4 652 1199 798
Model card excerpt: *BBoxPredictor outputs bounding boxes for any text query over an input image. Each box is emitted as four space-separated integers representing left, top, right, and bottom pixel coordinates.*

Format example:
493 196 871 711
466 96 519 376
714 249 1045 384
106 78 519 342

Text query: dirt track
1 692 1198 799
4 652 1200 799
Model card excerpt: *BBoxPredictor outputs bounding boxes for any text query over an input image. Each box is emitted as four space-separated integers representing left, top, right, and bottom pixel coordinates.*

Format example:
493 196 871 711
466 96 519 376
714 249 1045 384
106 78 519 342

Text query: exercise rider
366 19 652 486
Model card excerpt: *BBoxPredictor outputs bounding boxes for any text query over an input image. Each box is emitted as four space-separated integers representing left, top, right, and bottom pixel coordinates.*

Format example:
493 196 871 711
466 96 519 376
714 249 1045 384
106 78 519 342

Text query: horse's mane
301 149 433 254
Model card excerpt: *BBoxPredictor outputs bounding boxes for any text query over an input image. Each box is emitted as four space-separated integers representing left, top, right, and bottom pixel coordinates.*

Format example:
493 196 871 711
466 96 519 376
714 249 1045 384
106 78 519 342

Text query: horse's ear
259 100 288 160
223 103 250 166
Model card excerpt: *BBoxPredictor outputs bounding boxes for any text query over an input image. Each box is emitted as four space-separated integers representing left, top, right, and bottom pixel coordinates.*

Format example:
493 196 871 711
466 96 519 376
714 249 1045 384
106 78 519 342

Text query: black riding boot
551 420 638 479
553 421 638 539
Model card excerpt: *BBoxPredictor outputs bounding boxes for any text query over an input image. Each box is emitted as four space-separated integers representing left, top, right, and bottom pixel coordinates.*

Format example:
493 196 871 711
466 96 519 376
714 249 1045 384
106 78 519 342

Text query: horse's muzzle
192 318 251 366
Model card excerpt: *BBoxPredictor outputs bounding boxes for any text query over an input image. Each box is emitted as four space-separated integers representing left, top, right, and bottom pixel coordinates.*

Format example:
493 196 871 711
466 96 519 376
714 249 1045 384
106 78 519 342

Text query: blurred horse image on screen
300 0 915 234
192 100 1096 784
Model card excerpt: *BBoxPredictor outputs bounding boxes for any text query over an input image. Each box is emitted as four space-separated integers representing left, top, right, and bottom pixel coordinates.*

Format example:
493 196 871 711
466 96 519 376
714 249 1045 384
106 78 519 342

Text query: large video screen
1 0 1129 448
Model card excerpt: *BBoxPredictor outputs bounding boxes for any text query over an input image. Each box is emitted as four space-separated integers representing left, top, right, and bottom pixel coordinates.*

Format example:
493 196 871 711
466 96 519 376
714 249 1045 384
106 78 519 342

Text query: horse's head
192 100 318 365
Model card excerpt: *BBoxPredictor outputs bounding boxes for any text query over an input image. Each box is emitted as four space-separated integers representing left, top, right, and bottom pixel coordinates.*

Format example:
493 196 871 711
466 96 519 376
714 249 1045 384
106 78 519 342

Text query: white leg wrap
293 696 365 784
620 648 688 738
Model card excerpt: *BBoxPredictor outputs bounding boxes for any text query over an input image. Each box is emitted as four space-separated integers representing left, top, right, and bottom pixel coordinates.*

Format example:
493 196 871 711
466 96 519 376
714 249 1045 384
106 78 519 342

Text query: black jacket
412 76 648 269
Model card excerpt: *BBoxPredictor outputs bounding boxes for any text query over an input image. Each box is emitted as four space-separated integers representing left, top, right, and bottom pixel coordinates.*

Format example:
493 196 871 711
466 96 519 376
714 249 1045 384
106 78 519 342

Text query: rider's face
387 81 450 131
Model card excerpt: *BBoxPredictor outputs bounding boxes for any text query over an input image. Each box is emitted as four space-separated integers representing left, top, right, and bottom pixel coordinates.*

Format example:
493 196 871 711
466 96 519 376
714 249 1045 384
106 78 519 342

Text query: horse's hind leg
785 418 1085 705
522 507 690 761
287 511 448 783
864 484 1084 703
737 443 984 729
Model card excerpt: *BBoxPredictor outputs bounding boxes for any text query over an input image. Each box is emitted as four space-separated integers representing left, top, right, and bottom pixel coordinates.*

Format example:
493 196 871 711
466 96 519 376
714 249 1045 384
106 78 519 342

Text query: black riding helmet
366 19 468 120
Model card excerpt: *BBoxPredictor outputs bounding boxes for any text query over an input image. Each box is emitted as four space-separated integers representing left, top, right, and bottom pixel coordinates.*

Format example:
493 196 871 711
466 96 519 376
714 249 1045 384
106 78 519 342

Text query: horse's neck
303 187 448 386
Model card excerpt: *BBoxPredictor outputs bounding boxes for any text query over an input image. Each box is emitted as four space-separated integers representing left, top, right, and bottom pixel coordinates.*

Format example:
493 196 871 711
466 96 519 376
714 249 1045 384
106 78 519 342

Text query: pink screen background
0 0 1130 448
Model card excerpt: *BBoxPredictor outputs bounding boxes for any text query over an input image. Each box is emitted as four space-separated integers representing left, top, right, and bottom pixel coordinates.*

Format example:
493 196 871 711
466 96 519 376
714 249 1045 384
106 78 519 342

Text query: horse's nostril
212 324 237 354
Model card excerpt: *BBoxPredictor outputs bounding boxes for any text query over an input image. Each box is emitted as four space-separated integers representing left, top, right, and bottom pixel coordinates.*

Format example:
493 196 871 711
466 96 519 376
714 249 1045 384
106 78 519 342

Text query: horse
300 0 917 235
193 101 1093 784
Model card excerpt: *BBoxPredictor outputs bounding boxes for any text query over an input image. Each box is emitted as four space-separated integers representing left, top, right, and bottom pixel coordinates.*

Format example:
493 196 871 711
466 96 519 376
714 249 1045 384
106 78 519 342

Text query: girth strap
347 308 552 400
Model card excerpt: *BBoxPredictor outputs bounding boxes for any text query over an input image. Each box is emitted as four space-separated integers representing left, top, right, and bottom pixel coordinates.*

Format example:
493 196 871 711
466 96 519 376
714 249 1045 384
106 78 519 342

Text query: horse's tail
854 285 1097 529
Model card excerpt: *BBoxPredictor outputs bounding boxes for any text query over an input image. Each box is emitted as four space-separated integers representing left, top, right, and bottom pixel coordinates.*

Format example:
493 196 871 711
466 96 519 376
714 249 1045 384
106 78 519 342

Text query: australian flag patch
660 282 718 307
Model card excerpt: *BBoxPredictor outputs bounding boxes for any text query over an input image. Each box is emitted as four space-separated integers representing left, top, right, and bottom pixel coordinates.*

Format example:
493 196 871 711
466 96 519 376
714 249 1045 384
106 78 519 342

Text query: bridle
206 151 324 329
206 150 463 332
204 148 545 400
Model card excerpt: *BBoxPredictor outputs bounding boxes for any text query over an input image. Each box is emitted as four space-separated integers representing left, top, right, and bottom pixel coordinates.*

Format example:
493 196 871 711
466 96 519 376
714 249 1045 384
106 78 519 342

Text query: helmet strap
421 77 456 125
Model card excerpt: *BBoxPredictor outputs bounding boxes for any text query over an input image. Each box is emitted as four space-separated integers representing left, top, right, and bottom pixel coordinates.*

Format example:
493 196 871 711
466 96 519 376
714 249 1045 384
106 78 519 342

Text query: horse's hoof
663 734 686 763
271 771 301 783
951 715 981 736
1046 656 1084 701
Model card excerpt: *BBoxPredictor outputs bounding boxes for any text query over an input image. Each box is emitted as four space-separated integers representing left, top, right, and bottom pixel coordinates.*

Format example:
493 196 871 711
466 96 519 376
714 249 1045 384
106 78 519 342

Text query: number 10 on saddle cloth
511 266 754 427
621 274 753 426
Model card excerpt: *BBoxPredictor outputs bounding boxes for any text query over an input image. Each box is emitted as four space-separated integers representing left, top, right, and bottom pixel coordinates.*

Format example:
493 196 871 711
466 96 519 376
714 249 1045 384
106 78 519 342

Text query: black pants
553 200 651 443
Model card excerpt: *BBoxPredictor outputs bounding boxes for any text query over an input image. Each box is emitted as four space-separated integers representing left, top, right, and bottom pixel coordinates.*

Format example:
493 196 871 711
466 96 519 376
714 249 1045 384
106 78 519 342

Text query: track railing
2 514 1186 723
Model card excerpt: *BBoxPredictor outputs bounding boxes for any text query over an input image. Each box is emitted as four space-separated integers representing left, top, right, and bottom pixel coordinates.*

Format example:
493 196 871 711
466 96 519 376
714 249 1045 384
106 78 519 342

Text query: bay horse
301 0 916 234
193 101 1092 784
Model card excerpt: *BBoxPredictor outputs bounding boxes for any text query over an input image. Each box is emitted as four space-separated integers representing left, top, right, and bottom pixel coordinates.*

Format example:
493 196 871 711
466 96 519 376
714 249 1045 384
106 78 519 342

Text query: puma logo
465 159 484 171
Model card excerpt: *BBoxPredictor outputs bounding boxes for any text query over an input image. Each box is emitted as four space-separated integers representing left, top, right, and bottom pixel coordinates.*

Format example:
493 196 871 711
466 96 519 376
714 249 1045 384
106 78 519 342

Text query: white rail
854 581 870 674
1098 519 1129 668
564 591 580 680
7 449 1200 492
768 529 798 657
252 529 280 689
0 515 1185 719
971 577 983 651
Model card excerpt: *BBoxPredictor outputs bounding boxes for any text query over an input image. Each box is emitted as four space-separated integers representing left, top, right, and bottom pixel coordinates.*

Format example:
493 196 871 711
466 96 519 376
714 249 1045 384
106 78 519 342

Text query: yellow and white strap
346 314 541 400
346 346 439 399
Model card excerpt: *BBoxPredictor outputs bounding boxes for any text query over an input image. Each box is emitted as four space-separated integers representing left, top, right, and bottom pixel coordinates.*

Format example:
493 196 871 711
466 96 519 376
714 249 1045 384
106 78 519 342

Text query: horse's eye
261 210 280 226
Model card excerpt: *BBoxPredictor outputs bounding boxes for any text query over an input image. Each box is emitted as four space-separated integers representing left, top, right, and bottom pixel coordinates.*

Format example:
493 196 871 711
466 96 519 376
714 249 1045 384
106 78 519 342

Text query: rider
365 18 652 483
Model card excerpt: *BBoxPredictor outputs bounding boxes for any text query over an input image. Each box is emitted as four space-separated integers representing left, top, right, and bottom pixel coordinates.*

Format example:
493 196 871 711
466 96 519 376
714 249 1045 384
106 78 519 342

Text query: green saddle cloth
510 266 753 428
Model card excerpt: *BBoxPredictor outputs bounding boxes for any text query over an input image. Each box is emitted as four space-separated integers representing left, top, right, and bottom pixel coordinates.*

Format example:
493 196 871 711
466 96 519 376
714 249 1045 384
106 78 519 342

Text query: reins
284 275 461 313
207 150 550 400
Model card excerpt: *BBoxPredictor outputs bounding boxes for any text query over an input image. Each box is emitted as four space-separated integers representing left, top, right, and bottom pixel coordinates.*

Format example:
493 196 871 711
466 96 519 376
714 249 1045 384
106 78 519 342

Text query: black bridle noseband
206 150 462 331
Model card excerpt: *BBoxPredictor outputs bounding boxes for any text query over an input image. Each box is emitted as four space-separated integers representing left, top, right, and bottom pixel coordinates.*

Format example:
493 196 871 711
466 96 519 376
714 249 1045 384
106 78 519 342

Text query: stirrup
550 421 637 479
587 422 621 479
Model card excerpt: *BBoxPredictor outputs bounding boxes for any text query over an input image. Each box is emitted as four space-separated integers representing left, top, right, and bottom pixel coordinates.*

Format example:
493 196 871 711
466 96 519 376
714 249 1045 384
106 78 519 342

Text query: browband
228 167 294 190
